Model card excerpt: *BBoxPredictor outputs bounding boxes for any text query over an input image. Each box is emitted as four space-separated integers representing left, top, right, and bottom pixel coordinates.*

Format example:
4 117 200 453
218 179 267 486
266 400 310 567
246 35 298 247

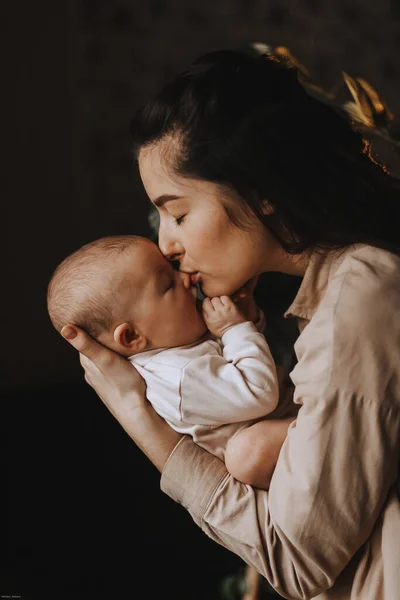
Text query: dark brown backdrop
3 0 400 391
3 2 400 598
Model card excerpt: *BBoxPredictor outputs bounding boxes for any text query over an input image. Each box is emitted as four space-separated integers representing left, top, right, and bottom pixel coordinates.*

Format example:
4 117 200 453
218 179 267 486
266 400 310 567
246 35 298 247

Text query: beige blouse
160 243 400 600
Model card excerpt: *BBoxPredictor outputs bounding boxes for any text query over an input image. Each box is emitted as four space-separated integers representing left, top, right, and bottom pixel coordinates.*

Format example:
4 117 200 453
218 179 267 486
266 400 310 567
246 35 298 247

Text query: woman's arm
161 384 400 600
62 326 182 472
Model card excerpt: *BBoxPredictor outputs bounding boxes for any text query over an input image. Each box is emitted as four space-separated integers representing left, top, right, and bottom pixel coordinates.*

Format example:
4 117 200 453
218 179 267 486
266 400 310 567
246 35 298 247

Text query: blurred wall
3 0 400 391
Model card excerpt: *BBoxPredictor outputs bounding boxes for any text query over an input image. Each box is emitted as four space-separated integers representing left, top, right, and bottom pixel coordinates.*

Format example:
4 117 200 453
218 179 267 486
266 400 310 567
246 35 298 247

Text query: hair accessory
251 42 400 151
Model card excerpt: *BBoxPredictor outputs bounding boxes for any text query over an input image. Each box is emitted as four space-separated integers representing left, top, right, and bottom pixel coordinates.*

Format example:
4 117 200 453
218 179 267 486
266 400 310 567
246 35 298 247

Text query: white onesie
129 321 279 461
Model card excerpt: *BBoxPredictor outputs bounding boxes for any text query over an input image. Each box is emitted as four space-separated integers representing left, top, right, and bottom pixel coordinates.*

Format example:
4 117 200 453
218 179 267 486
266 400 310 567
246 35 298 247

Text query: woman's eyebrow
153 194 181 207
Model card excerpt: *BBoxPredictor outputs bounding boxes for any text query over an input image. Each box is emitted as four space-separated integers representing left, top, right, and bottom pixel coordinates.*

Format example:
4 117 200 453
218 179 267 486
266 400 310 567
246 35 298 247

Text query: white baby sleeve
133 361 183 424
180 322 279 425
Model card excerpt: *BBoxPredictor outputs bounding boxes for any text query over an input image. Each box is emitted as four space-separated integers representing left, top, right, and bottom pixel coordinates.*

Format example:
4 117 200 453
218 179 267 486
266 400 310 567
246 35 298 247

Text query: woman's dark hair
130 49 400 256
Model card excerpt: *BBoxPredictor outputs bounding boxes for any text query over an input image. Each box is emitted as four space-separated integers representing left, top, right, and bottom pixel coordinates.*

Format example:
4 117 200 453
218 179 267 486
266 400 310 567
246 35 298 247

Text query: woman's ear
261 199 274 215
113 323 148 354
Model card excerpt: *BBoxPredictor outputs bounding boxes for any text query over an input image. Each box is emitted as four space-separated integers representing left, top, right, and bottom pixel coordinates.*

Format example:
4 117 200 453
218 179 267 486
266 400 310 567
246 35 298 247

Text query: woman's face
139 142 294 298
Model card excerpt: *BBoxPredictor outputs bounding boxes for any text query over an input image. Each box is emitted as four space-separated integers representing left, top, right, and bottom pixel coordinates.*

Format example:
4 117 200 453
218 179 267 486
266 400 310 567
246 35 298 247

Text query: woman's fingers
61 325 96 359
80 353 98 377
61 324 120 373
61 325 147 415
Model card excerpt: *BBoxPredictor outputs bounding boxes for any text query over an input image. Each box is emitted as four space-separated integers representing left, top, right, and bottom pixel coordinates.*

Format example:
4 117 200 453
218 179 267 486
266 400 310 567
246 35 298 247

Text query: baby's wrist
220 320 259 344
214 317 247 337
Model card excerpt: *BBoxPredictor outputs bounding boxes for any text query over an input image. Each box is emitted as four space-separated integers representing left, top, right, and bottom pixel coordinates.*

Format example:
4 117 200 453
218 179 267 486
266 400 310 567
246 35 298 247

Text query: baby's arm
196 296 278 416
179 296 279 427
203 296 293 490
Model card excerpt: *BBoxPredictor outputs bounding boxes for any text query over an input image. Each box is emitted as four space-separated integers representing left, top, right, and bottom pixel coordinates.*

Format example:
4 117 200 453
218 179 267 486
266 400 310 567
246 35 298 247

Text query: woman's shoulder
299 244 400 401
346 243 400 277
330 244 400 313
296 243 400 342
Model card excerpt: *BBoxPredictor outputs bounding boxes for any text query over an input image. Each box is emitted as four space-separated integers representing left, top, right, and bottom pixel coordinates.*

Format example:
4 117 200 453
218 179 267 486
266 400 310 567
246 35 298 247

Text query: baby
47 235 294 489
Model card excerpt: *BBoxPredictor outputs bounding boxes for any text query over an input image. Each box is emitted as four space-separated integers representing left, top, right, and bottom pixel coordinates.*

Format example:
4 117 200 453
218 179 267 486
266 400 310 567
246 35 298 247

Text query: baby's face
119 240 207 350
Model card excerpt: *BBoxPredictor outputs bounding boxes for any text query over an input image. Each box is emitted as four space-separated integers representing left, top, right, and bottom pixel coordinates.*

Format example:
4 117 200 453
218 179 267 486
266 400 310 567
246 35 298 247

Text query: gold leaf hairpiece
342 71 394 130
251 42 399 148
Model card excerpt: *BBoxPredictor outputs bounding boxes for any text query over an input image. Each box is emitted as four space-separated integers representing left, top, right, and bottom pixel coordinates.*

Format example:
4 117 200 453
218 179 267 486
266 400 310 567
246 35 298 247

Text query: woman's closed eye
174 215 186 226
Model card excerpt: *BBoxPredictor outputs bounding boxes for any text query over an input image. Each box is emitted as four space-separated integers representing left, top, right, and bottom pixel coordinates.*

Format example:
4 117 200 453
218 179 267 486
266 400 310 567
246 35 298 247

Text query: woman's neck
271 247 313 277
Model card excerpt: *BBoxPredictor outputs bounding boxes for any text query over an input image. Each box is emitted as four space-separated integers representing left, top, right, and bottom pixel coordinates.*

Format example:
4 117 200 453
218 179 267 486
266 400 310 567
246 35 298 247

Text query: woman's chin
200 281 237 299
199 282 217 298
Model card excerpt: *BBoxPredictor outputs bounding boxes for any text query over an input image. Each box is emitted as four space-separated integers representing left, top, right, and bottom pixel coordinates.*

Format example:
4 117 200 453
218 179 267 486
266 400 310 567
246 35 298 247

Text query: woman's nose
158 224 183 262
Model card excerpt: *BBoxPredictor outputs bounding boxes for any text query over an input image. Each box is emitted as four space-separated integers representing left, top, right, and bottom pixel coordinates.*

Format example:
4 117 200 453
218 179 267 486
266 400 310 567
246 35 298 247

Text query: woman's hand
61 325 147 417
61 325 182 471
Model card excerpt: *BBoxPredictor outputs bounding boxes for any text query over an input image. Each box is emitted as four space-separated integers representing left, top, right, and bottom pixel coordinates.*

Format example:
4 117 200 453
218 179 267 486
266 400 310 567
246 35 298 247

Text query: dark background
3 1 400 598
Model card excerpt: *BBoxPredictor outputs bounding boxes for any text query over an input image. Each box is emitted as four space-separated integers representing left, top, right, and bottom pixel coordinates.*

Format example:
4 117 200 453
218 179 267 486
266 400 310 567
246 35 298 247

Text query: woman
61 49 400 599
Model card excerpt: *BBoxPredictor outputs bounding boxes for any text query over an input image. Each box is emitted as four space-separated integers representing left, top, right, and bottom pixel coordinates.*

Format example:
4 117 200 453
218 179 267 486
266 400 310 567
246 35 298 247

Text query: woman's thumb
61 325 78 340
61 325 95 359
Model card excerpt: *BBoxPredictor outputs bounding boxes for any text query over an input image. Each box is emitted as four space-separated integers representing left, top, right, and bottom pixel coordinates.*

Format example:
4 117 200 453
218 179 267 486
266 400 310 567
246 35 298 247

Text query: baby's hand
202 296 246 338
231 276 260 323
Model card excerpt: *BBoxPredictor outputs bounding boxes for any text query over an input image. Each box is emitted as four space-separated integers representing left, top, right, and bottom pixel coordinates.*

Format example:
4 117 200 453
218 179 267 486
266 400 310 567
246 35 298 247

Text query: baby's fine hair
47 235 144 338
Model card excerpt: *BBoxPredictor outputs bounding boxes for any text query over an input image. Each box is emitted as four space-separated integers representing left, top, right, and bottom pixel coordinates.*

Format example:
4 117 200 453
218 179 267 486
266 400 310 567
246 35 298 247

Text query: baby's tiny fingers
201 300 214 317
211 297 222 309
220 295 233 307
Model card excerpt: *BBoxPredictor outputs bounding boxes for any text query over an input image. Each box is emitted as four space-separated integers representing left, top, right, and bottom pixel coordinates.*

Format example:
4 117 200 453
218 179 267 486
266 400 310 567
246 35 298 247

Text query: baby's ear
113 323 147 354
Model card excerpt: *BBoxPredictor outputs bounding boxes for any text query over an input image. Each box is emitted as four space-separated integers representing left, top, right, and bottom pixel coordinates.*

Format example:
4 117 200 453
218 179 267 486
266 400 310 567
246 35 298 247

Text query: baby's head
47 235 207 356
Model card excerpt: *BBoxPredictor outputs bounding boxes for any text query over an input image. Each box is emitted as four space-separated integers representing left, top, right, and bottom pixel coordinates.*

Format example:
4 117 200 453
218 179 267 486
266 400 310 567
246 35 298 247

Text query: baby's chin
185 319 208 345
169 328 208 349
